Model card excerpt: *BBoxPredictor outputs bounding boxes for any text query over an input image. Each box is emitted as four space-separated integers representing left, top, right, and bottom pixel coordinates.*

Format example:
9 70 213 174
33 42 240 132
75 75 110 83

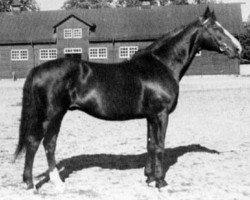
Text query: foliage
62 0 114 9
237 26 250 63
62 0 216 9
20 0 39 11
0 0 39 12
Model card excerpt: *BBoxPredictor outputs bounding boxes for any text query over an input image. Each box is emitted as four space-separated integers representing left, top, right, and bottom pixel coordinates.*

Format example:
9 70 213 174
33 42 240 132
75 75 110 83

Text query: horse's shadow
35 144 219 189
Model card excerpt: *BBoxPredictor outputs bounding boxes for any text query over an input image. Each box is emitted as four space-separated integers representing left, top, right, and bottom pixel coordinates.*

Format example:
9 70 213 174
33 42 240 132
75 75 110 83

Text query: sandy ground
0 75 250 200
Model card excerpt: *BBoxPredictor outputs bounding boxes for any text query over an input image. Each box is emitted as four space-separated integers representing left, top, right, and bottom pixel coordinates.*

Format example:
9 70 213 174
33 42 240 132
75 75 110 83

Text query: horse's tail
14 70 37 160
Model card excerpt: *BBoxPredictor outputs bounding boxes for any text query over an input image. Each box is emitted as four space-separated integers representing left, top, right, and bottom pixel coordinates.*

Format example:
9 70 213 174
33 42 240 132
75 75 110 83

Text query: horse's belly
70 94 144 121
71 105 145 121
97 100 145 120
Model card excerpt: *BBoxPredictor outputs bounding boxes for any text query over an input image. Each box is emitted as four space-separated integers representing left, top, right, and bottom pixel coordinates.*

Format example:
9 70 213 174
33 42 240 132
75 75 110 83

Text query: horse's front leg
145 118 156 184
153 110 169 188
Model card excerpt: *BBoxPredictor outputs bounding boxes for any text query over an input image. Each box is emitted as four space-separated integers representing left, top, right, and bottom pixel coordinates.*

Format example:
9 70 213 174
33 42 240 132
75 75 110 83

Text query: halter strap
199 17 210 27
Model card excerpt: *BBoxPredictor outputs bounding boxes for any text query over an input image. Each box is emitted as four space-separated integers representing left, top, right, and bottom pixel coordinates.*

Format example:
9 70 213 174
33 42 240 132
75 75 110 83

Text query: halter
200 17 210 26
199 17 229 53
199 17 242 56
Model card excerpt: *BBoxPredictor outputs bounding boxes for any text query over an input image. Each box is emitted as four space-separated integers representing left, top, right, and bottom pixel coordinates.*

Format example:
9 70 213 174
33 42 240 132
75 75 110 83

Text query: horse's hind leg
42 108 66 184
23 122 43 189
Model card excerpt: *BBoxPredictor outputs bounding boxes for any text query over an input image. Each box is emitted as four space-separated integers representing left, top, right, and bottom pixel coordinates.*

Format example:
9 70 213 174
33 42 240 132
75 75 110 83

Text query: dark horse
15 7 241 190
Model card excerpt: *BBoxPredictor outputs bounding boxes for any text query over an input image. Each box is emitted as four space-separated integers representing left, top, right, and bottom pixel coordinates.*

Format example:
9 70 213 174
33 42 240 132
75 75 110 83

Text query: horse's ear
203 6 211 19
211 10 217 20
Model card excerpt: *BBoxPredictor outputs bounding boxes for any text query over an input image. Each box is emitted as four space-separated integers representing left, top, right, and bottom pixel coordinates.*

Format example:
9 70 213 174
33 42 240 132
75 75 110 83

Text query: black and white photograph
0 0 250 199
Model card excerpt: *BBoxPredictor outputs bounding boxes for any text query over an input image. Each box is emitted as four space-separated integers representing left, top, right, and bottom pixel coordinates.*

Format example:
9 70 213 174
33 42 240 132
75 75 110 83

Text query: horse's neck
152 23 202 82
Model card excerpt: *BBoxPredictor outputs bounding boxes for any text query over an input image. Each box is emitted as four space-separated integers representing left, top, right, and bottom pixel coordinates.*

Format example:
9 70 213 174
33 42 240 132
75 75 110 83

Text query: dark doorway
65 54 82 60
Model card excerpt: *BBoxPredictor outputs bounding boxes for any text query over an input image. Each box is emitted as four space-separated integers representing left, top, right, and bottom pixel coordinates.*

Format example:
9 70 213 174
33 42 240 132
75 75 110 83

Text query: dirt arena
0 75 250 200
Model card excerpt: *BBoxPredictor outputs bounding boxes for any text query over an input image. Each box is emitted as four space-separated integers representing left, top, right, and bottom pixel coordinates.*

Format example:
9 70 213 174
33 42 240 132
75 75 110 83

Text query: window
73 28 82 38
11 49 28 61
64 29 72 39
89 47 108 59
64 28 82 39
119 46 138 59
64 48 82 54
40 49 57 60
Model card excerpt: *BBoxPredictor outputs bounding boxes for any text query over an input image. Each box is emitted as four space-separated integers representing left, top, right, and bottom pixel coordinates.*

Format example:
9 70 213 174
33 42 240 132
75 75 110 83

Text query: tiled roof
0 3 243 45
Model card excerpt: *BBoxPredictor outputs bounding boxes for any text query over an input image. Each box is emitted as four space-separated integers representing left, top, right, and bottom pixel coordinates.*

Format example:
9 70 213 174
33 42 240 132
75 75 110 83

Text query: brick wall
0 45 35 78
56 18 90 60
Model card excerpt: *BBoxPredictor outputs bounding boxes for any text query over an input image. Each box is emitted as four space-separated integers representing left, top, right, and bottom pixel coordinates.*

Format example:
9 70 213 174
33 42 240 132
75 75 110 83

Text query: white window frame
39 49 57 60
89 47 108 59
64 29 73 39
11 49 28 61
64 28 82 39
73 28 82 38
64 48 82 54
119 46 138 59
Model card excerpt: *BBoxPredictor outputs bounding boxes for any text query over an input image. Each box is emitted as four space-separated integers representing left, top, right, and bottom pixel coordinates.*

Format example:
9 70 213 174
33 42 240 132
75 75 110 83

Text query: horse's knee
26 135 42 151
155 146 164 154
43 142 55 156
147 141 156 151
42 114 64 151
43 132 58 149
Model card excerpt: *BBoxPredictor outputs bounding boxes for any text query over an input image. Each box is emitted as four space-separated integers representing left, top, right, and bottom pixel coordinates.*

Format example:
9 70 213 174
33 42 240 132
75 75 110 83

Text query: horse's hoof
26 182 34 190
155 180 168 189
49 169 65 193
146 176 156 184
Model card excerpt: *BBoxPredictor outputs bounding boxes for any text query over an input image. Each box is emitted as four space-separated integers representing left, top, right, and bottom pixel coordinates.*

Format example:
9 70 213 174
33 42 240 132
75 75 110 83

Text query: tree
118 0 189 6
62 0 194 9
20 0 39 11
0 0 39 12
62 0 218 9
237 25 250 63
62 0 114 9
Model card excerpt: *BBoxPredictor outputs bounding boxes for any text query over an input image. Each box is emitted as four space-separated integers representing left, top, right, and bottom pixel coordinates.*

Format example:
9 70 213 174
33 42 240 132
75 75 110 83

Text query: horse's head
199 7 242 59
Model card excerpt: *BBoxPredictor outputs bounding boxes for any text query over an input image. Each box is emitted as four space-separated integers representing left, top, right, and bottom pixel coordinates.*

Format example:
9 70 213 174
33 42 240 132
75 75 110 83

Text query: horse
14 7 242 190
